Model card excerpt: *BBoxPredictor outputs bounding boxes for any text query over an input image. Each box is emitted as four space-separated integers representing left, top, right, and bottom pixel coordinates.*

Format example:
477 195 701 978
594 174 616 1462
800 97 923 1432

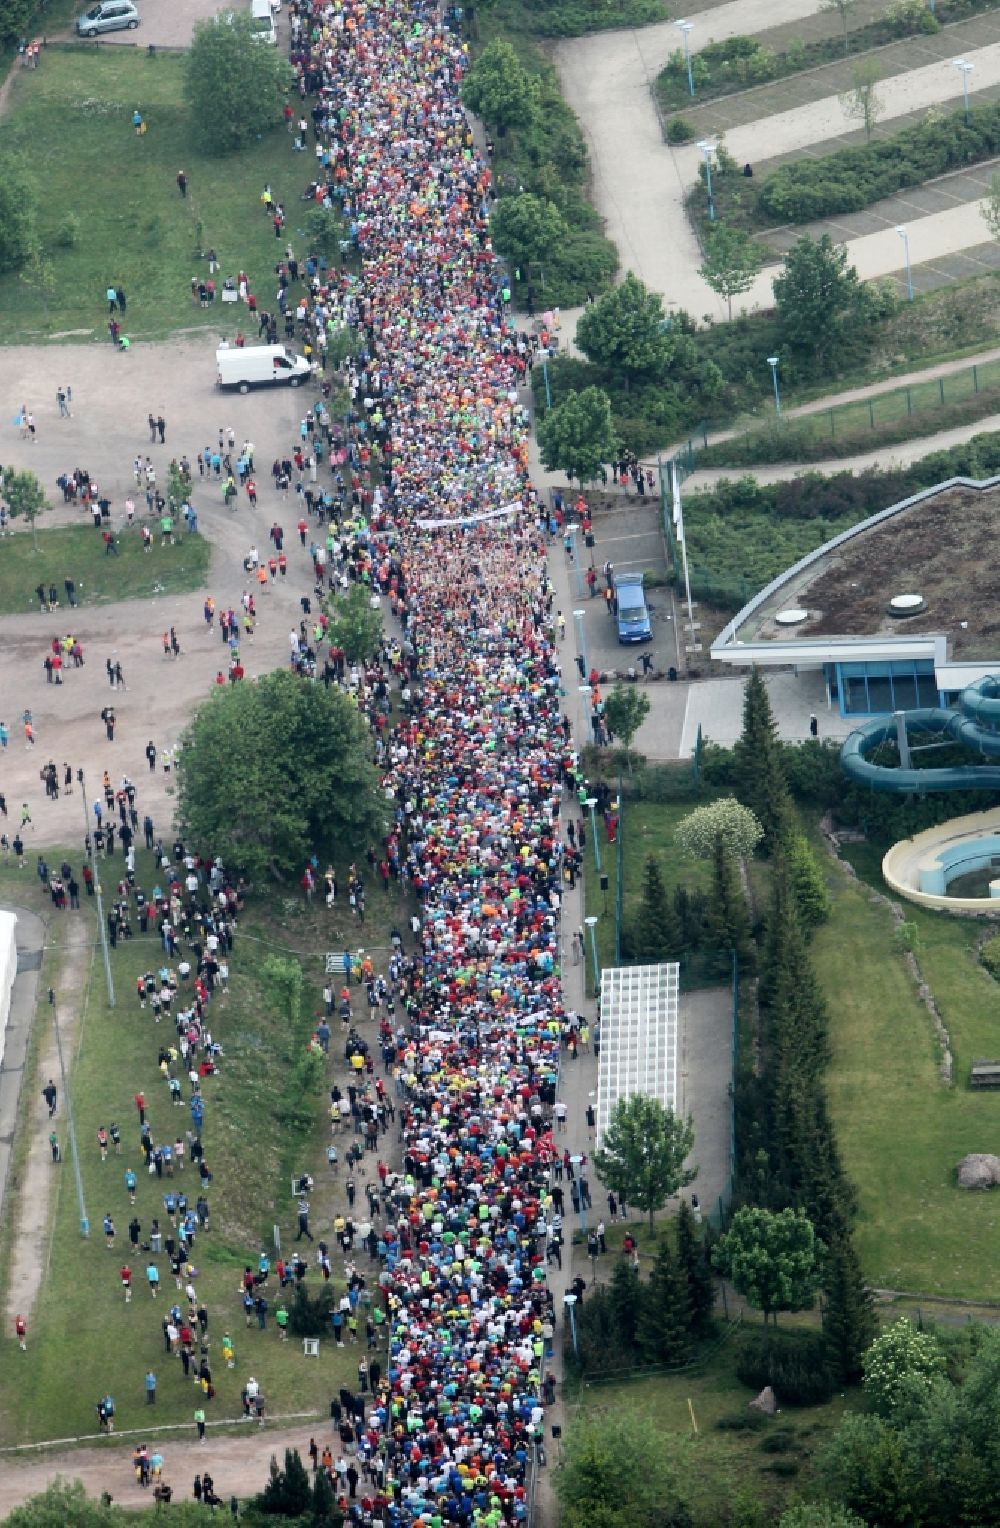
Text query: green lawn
815 843 1000 1300
0 47 338 343
580 792 720 995
0 848 416 1445
0 524 211 613
576 1334 856 1523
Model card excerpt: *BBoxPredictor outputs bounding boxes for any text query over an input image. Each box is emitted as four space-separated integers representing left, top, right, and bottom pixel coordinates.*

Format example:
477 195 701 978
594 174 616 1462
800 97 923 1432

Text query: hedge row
757 101 1000 224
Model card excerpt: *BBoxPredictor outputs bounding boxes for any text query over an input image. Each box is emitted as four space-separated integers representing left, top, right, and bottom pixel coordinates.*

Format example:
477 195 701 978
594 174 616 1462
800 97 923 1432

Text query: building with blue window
710 477 1000 717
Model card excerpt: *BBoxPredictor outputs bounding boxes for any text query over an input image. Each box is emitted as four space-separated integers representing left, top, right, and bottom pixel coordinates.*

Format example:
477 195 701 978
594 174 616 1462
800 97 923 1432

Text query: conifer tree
608 1257 643 1357
676 1200 716 1334
710 832 754 967
638 1239 691 1366
732 667 793 853
311 1462 339 1524
632 856 682 962
785 831 832 933
823 1233 876 1383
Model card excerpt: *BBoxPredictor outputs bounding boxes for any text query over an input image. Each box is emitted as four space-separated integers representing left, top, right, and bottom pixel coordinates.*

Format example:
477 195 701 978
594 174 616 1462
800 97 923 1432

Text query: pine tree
632 856 682 962
638 1239 691 1366
785 831 832 934
823 1233 877 1384
608 1257 643 1356
732 667 793 854
256 1448 313 1517
311 1462 340 1525
709 832 754 967
676 1200 716 1335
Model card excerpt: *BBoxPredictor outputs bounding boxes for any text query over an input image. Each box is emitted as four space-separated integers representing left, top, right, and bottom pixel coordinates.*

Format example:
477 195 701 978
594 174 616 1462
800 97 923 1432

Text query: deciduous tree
2 466 49 550
490 193 567 270
862 1319 945 1418
699 224 764 318
184 12 291 153
556 1412 692 1528
537 385 616 483
839 58 884 141
177 670 384 883
772 234 867 370
576 272 671 388
460 38 539 135
324 582 384 664
0 158 38 273
603 683 650 766
594 1093 696 1230
675 797 763 861
712 1206 822 1332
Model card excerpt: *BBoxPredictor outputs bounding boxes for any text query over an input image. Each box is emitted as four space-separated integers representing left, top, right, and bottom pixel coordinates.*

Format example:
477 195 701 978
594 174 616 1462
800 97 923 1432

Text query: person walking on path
14 1315 26 1351
42 1079 56 1116
194 1406 206 1442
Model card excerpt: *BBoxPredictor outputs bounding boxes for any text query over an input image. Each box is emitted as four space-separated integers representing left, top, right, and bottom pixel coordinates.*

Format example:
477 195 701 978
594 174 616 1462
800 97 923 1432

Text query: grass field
0 47 332 344
816 840 1000 1300
575 1334 857 1522
0 848 417 1445
698 361 1000 469
0 523 211 614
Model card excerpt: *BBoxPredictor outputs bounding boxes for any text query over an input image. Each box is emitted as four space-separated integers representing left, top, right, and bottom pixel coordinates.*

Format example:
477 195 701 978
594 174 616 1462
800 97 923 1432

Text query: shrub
759 1430 797 1453
736 1330 837 1405
762 1459 800 1477
981 935 1000 979
55 213 80 249
715 1410 770 1432
666 116 696 143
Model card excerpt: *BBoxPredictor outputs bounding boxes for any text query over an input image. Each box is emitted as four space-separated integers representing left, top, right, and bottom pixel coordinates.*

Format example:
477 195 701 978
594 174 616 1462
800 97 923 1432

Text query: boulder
749 1386 777 1415
956 1153 1000 1189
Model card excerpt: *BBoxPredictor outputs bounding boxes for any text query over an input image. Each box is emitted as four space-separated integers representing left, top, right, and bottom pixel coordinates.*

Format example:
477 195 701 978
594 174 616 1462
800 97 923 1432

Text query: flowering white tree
862 1319 945 1417
675 798 763 861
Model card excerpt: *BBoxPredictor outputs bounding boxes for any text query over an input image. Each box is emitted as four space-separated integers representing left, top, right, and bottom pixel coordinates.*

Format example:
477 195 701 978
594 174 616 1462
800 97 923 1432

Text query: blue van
615 574 652 643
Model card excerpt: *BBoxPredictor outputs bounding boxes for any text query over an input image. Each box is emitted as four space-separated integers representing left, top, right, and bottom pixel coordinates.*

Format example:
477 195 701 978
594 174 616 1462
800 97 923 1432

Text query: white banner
671 465 685 545
415 500 523 530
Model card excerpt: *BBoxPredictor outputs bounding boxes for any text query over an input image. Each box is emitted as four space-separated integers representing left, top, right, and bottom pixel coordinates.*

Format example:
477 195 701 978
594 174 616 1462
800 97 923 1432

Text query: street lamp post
955 59 973 124
676 20 695 97
697 140 716 223
895 225 913 302
585 796 602 875
540 351 552 411
563 1293 579 1359
585 914 600 997
578 684 593 744
570 1153 587 1236
566 527 585 598
573 608 588 683
766 355 781 417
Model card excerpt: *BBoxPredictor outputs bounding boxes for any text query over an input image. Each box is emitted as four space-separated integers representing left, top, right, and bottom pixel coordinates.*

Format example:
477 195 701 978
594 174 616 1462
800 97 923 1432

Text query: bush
736 1330 837 1406
286 1282 336 1336
759 1430 798 1454
756 102 1000 225
715 1410 770 1432
666 116 696 143
55 213 80 250
981 935 1000 979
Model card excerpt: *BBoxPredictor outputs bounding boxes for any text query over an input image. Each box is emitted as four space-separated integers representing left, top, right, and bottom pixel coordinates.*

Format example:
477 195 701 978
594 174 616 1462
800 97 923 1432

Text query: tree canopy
675 797 763 861
460 38 539 134
593 1093 695 1229
713 1206 822 1326
490 193 567 269
603 684 650 761
555 1411 692 1528
184 13 291 154
0 158 38 274
1 466 49 548
576 272 671 385
177 670 385 882
537 385 616 482
772 234 868 370
699 224 763 319
324 583 384 664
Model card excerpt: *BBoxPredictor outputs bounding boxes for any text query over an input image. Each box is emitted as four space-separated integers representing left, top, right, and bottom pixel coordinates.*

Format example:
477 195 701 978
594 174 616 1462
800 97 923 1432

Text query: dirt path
4 917 92 1329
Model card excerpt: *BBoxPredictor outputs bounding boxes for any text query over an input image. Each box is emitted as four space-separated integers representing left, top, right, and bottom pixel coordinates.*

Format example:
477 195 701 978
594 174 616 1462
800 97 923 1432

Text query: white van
216 345 311 393
250 0 276 44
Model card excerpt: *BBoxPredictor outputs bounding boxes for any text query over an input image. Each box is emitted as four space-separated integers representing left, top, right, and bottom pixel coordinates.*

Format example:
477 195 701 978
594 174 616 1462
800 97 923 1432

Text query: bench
969 1059 1000 1089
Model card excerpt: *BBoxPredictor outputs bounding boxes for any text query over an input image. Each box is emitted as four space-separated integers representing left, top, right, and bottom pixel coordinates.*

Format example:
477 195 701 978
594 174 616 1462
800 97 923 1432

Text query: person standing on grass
194 1406 206 1442
14 1315 26 1351
145 1370 156 1405
176 170 187 198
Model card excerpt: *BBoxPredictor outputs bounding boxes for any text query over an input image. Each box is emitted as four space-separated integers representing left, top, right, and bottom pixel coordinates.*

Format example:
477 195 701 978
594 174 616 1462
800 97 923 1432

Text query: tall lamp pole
697 140 716 222
955 58 973 124
585 796 602 874
573 608 588 683
585 914 600 997
766 355 781 417
563 1293 579 1359
676 20 695 97
895 225 913 302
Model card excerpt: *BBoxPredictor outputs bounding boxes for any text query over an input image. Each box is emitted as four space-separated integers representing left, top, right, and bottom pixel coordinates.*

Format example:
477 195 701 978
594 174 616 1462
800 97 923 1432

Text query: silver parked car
76 0 140 35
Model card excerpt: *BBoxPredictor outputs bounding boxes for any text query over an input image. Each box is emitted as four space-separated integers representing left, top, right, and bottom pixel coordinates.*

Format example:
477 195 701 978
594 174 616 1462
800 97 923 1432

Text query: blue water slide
840 677 1000 793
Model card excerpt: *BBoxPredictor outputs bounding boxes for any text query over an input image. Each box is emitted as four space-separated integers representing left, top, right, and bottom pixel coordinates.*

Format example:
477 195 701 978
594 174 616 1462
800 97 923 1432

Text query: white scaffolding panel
596 963 680 1147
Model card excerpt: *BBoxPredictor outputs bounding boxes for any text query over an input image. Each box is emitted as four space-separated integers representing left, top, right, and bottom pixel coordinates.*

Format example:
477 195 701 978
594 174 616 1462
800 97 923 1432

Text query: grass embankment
0 47 331 343
0 524 210 613
0 848 416 1445
817 840 1000 1300
697 361 1000 469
